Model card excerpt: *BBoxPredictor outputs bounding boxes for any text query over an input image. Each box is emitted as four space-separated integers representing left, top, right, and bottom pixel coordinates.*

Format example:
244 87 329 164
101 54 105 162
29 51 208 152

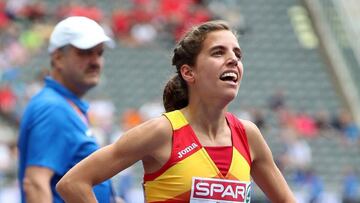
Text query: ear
180 64 195 83
51 49 65 69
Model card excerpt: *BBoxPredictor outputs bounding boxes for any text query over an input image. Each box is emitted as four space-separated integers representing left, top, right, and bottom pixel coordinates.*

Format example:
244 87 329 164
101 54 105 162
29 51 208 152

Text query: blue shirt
18 77 112 203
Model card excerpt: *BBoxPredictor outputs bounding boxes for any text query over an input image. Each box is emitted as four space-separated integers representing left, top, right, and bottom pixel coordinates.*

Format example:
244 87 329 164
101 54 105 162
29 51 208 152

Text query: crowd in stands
0 0 222 126
0 0 359 202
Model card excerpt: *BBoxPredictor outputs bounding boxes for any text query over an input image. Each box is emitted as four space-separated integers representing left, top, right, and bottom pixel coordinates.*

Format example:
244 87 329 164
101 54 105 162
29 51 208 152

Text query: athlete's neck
181 107 230 145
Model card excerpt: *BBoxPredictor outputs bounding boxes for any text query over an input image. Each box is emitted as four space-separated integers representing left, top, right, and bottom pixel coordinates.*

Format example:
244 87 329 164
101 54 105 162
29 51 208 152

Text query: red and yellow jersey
143 110 252 203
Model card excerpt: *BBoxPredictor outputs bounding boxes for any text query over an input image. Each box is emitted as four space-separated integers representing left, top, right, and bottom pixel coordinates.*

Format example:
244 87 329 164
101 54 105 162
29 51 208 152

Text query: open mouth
220 71 238 83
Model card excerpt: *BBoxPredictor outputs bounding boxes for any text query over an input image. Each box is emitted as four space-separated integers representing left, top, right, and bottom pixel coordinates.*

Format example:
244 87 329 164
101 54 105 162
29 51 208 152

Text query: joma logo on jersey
191 178 251 202
177 143 198 158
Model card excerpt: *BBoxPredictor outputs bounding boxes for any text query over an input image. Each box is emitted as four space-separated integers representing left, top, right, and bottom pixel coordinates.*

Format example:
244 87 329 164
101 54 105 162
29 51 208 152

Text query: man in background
18 16 114 203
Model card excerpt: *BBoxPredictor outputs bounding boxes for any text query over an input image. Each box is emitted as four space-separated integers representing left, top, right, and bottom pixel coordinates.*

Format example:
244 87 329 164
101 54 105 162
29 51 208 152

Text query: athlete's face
56 44 105 96
188 30 243 104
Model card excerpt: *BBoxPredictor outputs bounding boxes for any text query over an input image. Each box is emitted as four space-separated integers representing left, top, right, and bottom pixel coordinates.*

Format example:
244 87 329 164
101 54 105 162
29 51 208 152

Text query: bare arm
56 116 172 203
243 120 296 203
23 166 54 203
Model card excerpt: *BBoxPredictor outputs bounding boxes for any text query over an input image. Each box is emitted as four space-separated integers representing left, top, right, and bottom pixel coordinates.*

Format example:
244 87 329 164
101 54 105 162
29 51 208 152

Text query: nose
225 50 239 65
227 56 238 67
89 52 103 66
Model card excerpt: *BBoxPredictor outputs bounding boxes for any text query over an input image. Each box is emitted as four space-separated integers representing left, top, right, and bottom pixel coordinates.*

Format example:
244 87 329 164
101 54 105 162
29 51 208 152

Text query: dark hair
163 20 232 112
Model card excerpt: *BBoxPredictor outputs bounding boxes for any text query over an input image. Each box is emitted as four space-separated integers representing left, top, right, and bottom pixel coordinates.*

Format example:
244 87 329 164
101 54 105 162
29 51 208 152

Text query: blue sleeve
26 102 76 175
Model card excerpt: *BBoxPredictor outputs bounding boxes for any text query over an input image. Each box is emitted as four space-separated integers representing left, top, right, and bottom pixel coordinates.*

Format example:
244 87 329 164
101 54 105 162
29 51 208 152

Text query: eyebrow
209 45 242 55
76 47 104 54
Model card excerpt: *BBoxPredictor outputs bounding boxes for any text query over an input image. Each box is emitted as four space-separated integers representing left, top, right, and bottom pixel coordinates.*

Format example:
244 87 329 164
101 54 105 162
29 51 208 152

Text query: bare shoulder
237 119 269 162
238 119 262 139
113 115 173 156
135 115 172 140
115 115 173 171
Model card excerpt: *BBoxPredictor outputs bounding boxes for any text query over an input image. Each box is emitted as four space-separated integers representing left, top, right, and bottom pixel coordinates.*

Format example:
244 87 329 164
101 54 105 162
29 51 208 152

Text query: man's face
55 44 105 96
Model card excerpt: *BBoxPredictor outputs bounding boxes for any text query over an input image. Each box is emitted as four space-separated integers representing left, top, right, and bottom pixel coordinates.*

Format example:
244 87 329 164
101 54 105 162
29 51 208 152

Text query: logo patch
177 143 198 158
190 177 251 203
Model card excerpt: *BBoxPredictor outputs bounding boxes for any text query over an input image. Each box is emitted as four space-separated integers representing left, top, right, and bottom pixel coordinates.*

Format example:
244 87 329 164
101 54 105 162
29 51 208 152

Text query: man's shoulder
31 87 65 104
25 87 69 115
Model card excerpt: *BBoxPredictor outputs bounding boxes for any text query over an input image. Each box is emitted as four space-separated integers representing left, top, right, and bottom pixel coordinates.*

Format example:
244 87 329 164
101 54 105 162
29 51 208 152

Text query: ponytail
163 75 188 112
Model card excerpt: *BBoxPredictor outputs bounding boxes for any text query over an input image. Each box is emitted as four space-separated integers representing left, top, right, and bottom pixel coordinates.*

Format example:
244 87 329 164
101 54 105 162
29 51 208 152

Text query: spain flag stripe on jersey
143 110 251 202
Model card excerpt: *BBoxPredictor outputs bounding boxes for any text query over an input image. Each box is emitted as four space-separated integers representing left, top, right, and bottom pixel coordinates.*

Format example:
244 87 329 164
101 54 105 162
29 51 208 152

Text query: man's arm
23 166 54 203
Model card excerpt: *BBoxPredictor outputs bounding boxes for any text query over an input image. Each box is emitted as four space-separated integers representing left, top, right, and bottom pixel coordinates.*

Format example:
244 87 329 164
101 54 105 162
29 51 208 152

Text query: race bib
190 177 251 203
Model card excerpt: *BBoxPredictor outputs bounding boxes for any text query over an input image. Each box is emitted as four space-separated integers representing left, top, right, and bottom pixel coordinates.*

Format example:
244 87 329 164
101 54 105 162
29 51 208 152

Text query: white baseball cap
48 16 113 53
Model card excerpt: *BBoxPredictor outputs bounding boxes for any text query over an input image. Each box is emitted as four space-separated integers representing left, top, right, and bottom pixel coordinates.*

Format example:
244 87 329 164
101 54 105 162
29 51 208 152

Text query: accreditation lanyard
67 100 89 126
68 100 117 202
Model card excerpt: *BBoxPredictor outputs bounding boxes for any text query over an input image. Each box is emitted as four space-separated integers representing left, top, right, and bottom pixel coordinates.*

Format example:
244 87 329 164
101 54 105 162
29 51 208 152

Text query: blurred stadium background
0 0 360 202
